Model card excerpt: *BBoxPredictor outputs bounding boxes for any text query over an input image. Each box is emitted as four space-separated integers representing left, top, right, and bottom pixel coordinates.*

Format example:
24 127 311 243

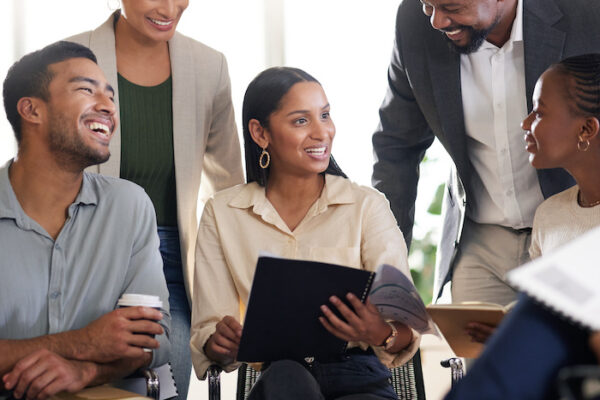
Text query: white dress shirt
460 0 544 229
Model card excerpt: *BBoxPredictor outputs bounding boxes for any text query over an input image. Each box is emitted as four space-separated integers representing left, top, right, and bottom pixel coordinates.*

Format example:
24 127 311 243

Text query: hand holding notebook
237 256 376 363
236 256 436 363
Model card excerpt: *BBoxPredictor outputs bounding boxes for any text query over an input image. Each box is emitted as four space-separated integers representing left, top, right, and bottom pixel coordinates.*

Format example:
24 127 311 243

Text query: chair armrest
208 364 223 400
140 368 160 400
112 364 176 400
441 357 464 385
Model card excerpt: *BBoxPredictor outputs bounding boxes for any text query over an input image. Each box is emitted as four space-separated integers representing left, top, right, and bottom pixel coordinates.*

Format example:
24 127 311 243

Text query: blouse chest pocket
307 246 361 269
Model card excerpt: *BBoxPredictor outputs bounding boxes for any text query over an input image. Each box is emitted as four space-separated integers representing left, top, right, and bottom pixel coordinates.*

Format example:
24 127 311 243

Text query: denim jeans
158 226 191 400
248 349 397 400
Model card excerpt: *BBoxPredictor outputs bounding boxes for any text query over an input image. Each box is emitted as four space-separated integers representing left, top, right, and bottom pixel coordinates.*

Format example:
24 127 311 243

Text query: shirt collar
78 172 100 206
512 0 523 43
0 160 20 221
228 175 355 234
0 161 98 226
229 174 355 211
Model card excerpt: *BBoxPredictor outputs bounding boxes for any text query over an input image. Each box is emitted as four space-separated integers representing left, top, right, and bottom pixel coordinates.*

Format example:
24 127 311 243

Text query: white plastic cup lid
117 293 163 308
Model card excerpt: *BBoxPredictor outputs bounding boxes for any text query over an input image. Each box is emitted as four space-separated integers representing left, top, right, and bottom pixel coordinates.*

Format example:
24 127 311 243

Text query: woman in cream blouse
191 67 419 399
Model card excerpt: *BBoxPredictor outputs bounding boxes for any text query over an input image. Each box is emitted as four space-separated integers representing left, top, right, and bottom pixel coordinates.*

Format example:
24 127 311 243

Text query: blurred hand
590 331 600 363
2 349 94 400
205 316 243 366
465 322 496 344
79 306 163 363
319 294 392 346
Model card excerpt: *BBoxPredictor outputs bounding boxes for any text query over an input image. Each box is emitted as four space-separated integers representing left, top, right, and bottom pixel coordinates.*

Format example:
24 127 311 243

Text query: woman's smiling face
522 67 585 170
263 81 335 178
121 0 189 43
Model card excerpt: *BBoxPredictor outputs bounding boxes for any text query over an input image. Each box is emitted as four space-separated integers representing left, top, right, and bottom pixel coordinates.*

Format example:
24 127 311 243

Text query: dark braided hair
554 54 600 119
242 67 347 186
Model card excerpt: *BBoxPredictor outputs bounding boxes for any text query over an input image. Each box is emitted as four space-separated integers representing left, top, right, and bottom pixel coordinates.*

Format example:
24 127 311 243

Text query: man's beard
48 111 110 171
443 15 501 54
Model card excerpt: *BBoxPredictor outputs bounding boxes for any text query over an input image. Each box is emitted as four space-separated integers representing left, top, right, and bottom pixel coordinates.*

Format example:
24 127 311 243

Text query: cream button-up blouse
190 174 420 378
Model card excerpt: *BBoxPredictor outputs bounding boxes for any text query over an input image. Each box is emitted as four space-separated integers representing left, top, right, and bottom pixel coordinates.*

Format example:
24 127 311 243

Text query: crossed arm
1 306 164 400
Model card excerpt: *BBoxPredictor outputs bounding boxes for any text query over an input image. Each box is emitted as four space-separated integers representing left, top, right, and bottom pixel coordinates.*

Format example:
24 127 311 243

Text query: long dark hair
242 66 347 186
554 54 600 119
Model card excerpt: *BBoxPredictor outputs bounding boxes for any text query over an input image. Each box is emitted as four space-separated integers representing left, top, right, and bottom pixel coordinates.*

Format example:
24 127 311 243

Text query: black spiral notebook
236 256 375 363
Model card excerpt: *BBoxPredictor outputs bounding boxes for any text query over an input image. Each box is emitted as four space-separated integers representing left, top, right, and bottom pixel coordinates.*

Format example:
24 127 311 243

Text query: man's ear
248 119 270 149
16 97 44 126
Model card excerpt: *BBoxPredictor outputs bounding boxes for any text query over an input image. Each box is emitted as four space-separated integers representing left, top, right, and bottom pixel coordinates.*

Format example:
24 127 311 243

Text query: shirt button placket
48 241 63 333
289 237 296 258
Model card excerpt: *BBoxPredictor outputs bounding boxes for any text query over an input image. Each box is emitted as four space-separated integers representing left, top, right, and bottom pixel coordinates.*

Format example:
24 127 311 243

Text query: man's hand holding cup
78 294 165 363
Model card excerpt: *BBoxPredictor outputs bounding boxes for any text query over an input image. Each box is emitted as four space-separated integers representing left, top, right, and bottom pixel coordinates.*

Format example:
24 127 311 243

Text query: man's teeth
447 29 462 35
88 122 110 137
149 18 172 26
306 147 326 156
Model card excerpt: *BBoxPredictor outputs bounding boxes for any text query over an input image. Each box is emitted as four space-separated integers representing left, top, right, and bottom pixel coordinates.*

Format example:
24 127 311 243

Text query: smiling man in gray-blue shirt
0 41 170 400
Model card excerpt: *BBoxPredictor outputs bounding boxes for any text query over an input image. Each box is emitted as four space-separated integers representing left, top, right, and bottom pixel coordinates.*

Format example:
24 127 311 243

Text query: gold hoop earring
578 136 590 152
259 148 270 169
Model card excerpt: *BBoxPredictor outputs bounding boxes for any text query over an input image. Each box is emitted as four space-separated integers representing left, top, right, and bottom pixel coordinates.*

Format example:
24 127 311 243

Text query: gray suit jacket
67 12 244 302
372 0 600 299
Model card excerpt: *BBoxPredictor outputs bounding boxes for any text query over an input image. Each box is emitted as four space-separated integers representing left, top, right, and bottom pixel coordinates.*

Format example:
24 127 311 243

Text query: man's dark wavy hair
3 40 97 143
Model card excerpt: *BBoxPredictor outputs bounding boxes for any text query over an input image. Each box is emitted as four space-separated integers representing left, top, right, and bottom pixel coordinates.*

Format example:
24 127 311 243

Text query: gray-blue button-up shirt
0 162 170 367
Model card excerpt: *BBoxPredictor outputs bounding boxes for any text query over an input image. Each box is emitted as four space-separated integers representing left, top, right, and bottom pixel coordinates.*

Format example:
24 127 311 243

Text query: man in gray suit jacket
372 0 600 306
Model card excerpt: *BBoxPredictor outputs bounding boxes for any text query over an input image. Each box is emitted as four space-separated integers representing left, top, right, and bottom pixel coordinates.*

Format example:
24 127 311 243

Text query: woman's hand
318 293 399 347
204 316 243 366
465 322 496 344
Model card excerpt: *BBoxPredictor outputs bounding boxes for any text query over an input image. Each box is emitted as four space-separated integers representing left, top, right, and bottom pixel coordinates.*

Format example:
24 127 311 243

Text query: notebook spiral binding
341 270 377 354
361 271 376 303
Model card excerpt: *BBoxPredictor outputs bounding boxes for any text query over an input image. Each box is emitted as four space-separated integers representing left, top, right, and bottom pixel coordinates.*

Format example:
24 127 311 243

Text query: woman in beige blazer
67 1 244 398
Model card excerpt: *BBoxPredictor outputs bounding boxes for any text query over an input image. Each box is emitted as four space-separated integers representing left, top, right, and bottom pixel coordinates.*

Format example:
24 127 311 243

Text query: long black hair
554 54 600 119
242 66 347 186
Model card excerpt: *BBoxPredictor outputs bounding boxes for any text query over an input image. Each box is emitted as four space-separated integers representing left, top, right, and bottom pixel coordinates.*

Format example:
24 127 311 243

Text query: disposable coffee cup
117 294 163 352
117 293 163 309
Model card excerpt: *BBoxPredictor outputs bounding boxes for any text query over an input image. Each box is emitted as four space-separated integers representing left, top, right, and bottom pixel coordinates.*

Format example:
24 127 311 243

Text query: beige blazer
67 12 244 302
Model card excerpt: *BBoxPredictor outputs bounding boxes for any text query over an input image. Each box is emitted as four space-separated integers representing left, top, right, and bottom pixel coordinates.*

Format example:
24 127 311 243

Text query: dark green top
118 73 177 227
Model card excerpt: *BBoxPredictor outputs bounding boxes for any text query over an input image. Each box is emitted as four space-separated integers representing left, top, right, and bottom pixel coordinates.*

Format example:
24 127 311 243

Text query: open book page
427 301 514 312
369 264 439 336
508 226 600 330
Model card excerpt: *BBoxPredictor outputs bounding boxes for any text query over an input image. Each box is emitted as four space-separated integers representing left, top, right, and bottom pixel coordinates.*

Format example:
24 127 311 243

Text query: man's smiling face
420 0 502 53
43 57 117 169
